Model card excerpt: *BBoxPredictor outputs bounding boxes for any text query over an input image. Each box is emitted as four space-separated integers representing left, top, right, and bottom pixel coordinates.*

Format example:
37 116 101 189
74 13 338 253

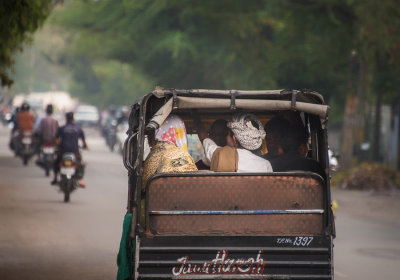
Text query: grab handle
123 132 137 172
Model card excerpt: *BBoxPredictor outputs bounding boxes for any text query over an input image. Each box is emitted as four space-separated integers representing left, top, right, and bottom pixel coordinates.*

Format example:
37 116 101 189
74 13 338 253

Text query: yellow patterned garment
142 141 197 189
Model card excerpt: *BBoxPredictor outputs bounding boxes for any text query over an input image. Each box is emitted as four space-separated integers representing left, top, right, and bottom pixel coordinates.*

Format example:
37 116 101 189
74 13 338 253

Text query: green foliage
0 0 55 86
50 1 351 108
9 25 70 93
351 0 400 104
72 60 153 107
43 0 400 114
264 1 354 99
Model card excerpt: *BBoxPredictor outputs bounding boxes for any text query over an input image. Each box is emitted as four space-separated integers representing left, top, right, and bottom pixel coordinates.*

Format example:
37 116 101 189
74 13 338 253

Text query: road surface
0 124 399 279
0 125 127 279
332 188 400 279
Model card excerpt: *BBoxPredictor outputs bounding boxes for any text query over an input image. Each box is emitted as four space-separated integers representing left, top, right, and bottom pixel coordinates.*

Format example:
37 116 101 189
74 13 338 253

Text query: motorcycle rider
52 112 88 188
8 106 20 153
116 106 130 125
35 104 59 164
16 102 34 133
15 103 35 154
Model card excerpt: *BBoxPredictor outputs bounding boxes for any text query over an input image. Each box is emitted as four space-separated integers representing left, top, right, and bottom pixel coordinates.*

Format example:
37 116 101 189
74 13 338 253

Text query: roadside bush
331 162 400 192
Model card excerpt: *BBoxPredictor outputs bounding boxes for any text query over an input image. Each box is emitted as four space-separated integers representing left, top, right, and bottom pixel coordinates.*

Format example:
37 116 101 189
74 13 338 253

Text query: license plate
60 167 76 176
22 138 32 144
43 147 55 153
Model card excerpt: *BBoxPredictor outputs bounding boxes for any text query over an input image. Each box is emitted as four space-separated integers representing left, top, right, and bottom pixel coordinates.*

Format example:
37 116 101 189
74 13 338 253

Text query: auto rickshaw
118 88 335 280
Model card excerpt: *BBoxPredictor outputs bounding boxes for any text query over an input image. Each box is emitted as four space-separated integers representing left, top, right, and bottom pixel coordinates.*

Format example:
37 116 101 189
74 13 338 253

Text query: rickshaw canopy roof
137 89 329 132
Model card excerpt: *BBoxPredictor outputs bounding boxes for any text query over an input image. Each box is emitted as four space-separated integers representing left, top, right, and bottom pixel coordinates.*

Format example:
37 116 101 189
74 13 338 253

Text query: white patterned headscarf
155 114 188 151
227 113 266 151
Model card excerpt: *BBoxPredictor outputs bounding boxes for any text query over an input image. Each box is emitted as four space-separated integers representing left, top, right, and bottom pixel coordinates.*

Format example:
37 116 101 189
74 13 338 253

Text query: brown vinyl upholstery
146 174 324 236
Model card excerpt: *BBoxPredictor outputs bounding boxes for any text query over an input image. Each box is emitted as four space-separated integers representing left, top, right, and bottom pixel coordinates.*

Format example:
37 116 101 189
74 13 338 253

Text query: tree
45 0 400 166
265 0 400 166
53 0 358 106
50 0 277 105
0 0 56 87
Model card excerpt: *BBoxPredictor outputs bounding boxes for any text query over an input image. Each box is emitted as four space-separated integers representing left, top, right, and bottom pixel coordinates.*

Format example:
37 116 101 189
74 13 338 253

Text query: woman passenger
142 114 197 188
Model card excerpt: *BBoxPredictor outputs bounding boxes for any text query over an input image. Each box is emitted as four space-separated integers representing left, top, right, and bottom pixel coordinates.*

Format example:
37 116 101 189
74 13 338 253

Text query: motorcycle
40 141 56 176
17 131 34 165
59 153 80 203
328 148 339 173
115 121 129 155
106 120 117 152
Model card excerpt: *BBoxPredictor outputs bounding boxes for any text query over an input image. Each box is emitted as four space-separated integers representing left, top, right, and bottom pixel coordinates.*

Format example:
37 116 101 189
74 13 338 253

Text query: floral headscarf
155 114 188 151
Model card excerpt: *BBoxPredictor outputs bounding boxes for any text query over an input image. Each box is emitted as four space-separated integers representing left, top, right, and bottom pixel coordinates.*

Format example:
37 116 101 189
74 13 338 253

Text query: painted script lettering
172 250 266 276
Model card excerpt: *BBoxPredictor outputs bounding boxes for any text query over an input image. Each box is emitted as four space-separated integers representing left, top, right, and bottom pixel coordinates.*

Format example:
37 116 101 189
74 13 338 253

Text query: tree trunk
397 99 400 171
341 95 359 169
372 91 382 161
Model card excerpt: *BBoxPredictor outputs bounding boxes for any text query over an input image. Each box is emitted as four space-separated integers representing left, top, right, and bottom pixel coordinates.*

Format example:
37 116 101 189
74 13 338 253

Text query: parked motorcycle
59 153 79 203
17 131 35 165
40 141 56 176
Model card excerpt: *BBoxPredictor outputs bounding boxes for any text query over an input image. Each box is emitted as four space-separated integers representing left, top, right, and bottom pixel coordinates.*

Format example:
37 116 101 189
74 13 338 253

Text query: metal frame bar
151 88 325 105
135 95 150 233
149 210 325 215
139 246 329 252
134 235 140 280
139 274 332 279
140 260 329 265
146 171 325 184
123 132 137 172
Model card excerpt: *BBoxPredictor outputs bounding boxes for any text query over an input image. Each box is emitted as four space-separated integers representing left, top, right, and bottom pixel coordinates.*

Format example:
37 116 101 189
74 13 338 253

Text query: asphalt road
0 125 127 279
0 124 399 279
332 188 400 280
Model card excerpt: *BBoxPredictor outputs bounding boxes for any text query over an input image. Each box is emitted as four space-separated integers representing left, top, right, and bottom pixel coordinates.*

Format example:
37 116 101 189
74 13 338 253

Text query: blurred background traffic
1 93 130 156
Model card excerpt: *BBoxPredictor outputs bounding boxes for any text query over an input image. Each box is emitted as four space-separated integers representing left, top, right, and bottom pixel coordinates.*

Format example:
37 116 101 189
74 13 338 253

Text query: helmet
66 112 74 122
46 104 54 114
121 106 129 114
21 102 30 111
